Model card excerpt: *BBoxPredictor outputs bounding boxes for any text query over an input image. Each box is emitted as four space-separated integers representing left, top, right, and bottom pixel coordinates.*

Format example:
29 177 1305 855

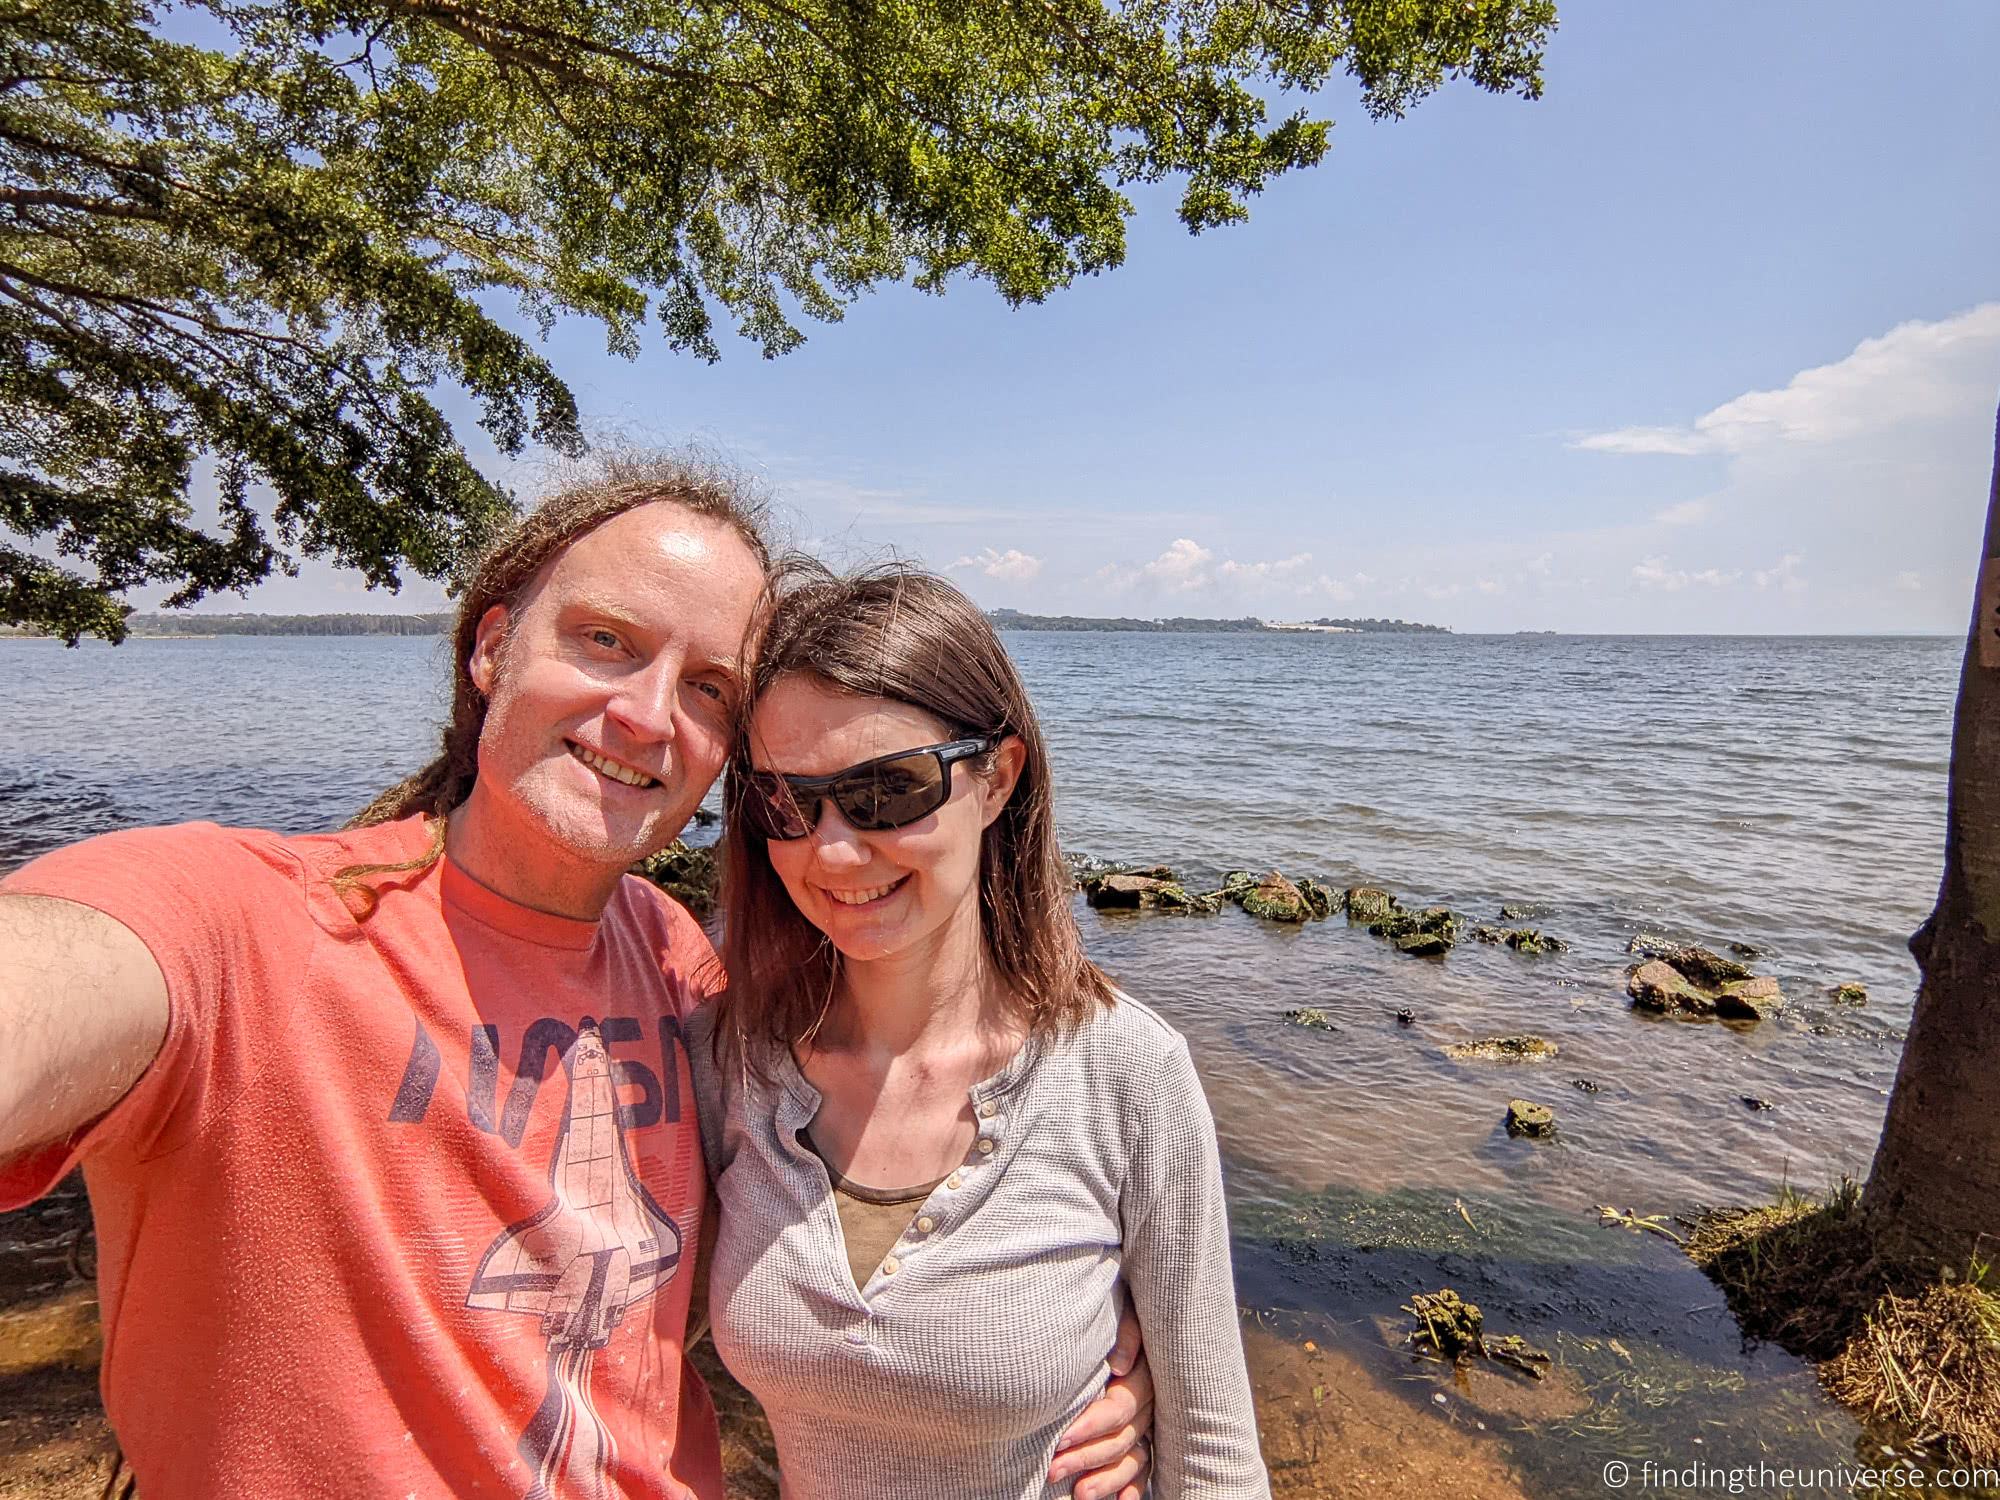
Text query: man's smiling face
464 501 766 897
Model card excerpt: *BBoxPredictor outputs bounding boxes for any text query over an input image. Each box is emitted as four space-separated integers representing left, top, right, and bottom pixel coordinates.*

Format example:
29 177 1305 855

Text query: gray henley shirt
688 992 1270 1499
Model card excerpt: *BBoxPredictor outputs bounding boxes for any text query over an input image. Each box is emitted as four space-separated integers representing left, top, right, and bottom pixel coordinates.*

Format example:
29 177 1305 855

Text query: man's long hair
336 452 772 900
711 561 1115 1078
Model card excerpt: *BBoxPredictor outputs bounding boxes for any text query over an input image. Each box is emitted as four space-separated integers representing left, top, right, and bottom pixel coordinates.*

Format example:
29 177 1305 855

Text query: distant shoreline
988 609 1450 635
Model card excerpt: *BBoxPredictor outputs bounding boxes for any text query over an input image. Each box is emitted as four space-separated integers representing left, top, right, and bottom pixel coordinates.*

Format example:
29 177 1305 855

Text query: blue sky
185 1 2000 632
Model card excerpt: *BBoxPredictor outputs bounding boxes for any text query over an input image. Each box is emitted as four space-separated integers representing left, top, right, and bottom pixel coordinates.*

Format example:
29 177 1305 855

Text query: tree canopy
1 0 1557 642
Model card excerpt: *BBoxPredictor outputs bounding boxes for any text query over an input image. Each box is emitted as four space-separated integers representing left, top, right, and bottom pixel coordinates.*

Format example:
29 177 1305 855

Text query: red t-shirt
0 816 724 1500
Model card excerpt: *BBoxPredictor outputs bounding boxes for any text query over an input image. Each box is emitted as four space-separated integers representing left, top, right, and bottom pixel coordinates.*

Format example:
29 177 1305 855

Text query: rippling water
0 630 1965 1494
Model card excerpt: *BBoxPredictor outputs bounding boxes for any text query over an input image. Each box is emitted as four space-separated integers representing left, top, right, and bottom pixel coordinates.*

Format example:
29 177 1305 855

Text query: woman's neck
816 901 1021 1069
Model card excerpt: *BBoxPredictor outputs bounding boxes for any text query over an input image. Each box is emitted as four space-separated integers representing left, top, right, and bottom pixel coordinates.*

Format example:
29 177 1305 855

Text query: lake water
0 630 1966 1496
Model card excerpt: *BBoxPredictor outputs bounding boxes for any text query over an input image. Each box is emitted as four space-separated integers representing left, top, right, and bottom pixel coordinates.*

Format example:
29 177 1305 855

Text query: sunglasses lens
743 771 811 840
837 752 947 831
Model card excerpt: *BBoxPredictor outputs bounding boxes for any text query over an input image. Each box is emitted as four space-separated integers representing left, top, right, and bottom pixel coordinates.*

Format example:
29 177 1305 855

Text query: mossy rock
1715 975 1785 1021
1296 877 1339 919
1282 1007 1339 1032
1372 905 1460 956
1627 959 1716 1015
1344 886 1399 923
1241 870 1310 923
1219 870 1260 899
1626 935 1751 988
1828 981 1868 1006
1505 1099 1556 1138
1405 1288 1484 1358
1082 872 1217 914
1471 924 1569 955
633 840 718 918
1444 1034 1560 1062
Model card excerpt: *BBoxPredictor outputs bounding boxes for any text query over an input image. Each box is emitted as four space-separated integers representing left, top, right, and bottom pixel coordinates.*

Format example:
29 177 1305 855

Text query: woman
690 563 1268 1498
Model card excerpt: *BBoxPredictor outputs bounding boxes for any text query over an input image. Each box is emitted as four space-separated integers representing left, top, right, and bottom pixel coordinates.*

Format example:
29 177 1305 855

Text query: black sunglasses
739 735 1001 841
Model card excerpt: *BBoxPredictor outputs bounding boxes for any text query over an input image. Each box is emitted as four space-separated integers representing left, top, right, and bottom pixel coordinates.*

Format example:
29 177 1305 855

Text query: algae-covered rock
1505 1099 1556 1138
1715 974 1785 1021
1241 870 1311 923
1627 959 1717 1015
1626 936 1751 988
1345 886 1399 924
1282 1007 1339 1032
1444 1035 1560 1062
1296 877 1340 919
1471 924 1569 955
633 840 719 918
1729 941 1763 959
1219 870 1260 900
1082 871 1218 914
1371 905 1461 956
1741 1095 1775 1112
1828 981 1868 1006
1405 1288 1484 1358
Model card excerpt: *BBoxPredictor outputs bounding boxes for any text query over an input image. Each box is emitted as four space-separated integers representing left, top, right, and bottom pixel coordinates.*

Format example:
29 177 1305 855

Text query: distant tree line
74 612 454 638
987 609 1448 635
1309 617 1452 634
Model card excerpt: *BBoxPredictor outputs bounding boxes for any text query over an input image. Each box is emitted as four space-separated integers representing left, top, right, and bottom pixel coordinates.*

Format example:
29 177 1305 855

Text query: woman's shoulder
1056 989 1194 1075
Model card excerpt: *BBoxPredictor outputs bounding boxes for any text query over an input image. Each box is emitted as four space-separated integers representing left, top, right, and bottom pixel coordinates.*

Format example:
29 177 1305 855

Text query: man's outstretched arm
0 894 168 1162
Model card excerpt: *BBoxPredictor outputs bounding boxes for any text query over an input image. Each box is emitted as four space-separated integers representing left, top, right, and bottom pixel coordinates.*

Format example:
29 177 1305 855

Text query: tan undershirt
800 1129 944 1289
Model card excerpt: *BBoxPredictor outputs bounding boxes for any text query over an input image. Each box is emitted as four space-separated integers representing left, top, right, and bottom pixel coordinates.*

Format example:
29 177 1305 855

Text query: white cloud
1654 498 1713 526
1219 552 1312 581
1631 556 1741 592
1577 303 2000 457
1141 538 1214 592
1753 553 1807 594
949 547 1043 582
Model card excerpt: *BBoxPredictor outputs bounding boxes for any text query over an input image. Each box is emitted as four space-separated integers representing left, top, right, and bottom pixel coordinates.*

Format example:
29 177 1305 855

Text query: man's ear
977 735 1028 829
468 605 510 696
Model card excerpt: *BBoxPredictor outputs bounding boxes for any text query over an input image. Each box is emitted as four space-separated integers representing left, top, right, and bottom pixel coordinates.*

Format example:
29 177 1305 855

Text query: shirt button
916 1216 936 1234
881 1256 899 1276
976 1138 995 1155
978 1101 997 1119
945 1173 962 1190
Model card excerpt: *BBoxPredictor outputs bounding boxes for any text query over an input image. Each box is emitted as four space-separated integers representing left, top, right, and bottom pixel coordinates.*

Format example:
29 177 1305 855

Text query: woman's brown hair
336 452 771 901
712 560 1115 1074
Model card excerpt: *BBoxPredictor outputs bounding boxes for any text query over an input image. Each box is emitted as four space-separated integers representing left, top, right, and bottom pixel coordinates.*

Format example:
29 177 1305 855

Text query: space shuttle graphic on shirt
467 1021 685 1499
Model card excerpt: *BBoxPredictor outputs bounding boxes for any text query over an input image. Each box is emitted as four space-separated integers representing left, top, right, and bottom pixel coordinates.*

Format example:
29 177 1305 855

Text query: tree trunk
1861 403 2000 1269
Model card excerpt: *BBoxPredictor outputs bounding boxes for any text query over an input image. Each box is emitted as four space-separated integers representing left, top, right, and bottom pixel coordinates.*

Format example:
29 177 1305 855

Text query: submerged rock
1626 936 1752 988
1283 1007 1338 1032
1371 905 1461 957
1572 1078 1600 1094
1729 940 1764 959
1828 981 1869 1006
1241 870 1309 922
1715 975 1785 1021
1627 959 1716 1014
1395 1008 1417 1026
1470 924 1570 955
1296 877 1340 919
1741 1095 1775 1112
1444 1035 1560 1062
1505 1099 1556 1138
1628 957 1785 1022
1344 886 1399 924
1082 870 1219 914
1405 1288 1484 1358
633 840 718 918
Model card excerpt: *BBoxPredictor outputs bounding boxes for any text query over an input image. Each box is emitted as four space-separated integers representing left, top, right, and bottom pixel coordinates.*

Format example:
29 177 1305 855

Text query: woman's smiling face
747 675 1017 966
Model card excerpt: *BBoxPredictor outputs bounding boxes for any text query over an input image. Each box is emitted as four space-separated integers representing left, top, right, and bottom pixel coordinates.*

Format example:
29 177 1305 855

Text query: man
0 459 1151 1497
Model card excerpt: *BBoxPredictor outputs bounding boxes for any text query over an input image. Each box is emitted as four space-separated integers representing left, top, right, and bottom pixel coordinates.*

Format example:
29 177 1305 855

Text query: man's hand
1049 1300 1155 1500
0 895 168 1161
